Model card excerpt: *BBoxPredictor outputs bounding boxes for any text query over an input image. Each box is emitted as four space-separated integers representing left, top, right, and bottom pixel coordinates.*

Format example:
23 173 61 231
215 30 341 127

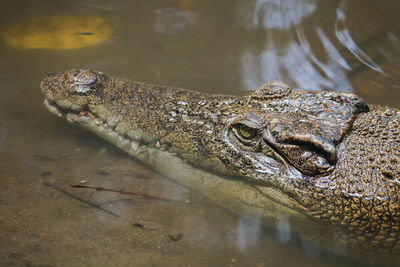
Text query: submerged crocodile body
41 69 400 252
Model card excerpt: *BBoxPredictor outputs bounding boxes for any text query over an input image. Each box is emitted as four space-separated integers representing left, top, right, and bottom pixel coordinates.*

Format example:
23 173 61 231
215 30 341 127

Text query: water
1 0 399 266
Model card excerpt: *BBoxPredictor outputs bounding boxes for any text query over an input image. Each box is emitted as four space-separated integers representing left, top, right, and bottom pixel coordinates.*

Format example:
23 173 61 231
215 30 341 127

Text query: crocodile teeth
43 99 62 117
155 141 161 148
131 141 139 151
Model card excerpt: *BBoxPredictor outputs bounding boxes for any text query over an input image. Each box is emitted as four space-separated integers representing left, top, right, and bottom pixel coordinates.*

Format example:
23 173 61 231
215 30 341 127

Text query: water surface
1 0 400 266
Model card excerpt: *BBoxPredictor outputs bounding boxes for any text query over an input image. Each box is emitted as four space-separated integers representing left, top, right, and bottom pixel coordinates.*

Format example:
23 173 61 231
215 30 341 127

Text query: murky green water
1 0 400 266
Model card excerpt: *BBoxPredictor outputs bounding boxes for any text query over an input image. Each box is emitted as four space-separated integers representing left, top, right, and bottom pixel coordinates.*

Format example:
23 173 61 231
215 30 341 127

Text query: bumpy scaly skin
305 108 400 249
41 69 400 251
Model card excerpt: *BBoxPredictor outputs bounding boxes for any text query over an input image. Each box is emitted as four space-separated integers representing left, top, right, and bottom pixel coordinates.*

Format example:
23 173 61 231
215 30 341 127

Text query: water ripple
335 2 383 73
247 0 317 30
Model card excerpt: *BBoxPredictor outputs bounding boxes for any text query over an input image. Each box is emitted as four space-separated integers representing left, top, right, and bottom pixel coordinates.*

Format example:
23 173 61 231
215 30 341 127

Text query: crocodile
40 69 400 253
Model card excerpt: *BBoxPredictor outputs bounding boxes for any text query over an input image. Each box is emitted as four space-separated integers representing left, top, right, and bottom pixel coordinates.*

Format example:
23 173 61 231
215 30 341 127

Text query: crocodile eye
230 121 261 152
238 124 257 140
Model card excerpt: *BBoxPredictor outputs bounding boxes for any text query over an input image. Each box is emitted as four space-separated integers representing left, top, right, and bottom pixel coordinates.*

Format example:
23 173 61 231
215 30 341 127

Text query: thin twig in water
43 181 120 217
70 184 176 202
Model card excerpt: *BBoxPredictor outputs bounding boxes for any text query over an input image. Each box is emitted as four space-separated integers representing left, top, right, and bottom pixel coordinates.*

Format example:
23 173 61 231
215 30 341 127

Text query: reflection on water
335 0 382 73
276 214 291 244
1 0 400 266
236 217 262 252
245 0 317 30
239 0 398 92
239 29 354 91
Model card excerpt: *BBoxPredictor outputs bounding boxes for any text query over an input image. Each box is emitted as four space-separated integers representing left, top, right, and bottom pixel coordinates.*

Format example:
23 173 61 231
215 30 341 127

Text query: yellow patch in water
2 15 113 50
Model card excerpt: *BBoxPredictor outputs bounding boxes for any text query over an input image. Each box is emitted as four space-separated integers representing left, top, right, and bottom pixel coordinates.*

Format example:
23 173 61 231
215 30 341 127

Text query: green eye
238 124 257 140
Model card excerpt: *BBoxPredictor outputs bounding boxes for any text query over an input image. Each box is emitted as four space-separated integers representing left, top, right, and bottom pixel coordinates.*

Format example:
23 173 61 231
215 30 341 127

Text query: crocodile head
41 69 400 251
217 87 368 182
41 69 366 180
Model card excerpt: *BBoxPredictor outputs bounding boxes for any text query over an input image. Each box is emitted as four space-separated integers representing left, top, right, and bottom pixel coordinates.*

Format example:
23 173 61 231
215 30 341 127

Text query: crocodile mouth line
44 98 103 129
43 98 149 154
